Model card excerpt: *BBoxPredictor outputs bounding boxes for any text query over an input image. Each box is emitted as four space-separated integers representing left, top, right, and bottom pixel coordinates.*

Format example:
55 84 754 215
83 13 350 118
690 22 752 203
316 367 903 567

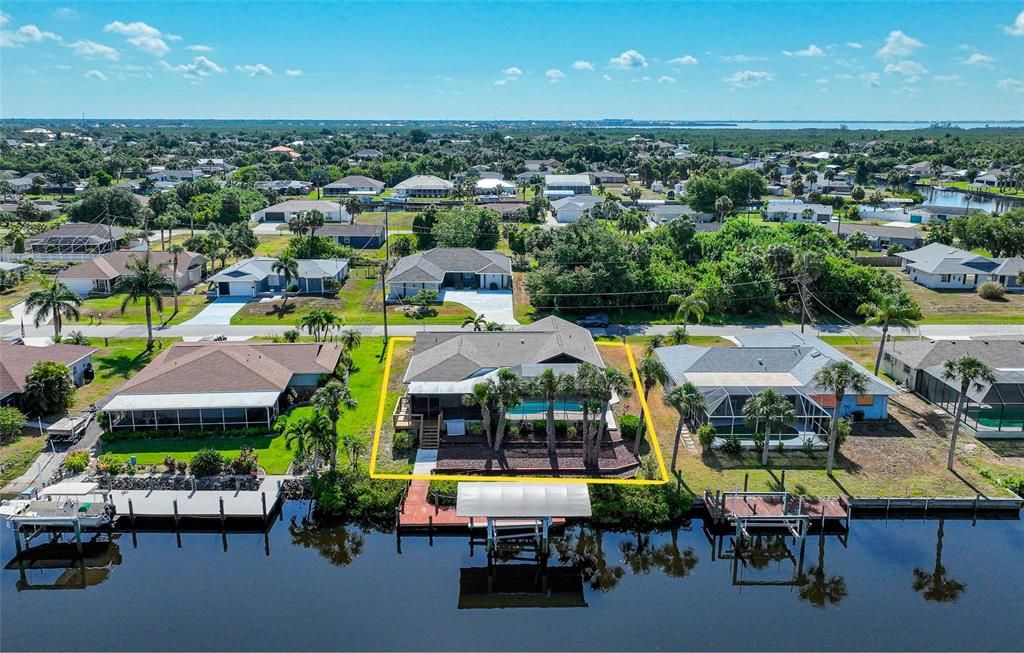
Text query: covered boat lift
456 482 591 552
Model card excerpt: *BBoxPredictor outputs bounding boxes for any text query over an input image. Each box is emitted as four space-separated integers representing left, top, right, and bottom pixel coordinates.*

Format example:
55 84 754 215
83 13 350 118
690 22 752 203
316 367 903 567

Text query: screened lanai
916 369 1024 435
693 385 832 440
103 392 280 432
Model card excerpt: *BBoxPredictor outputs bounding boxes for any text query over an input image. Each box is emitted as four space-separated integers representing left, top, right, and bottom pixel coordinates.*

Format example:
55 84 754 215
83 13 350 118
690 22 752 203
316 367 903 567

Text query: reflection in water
798 534 848 608
554 526 624 592
458 563 587 609
912 519 966 603
620 526 699 579
6 536 122 591
289 516 365 568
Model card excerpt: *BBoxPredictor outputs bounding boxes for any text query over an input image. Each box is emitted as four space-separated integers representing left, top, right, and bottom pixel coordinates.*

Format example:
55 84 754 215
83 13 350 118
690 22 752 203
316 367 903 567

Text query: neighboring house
145 169 205 183
195 158 234 174
764 201 834 223
209 257 349 297
57 250 207 297
393 175 453 198
0 261 28 280
350 148 384 161
591 170 627 185
881 337 1024 436
970 169 1008 188
268 145 301 159
250 199 347 223
474 178 515 196
101 342 342 432
896 243 1000 290
318 223 386 249
913 205 988 223
551 195 603 223
397 316 604 426
0 342 97 407
836 223 923 251
254 180 313 195
817 179 853 195
386 247 512 299
655 332 894 439
0 200 62 217
991 257 1024 292
648 204 714 223
543 174 591 197
322 175 385 196
523 159 562 172
23 223 127 258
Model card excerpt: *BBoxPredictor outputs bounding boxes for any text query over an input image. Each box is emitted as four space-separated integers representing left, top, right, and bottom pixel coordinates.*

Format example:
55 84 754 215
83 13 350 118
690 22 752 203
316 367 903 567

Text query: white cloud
783 44 824 57
1003 9 1024 36
846 41 863 49
84 69 107 81
724 70 774 89
502 66 522 76
236 63 272 76
602 74 613 81
876 30 923 59
834 73 854 80
658 75 676 84
161 55 225 78
545 68 565 82
815 78 829 84
720 54 767 62
860 72 881 87
962 52 994 66
285 69 303 77
493 79 508 86
104 20 160 38
0 12 10 26
1 24 62 47
933 74 961 82
128 35 168 56
66 39 119 60
572 60 594 70
166 34 182 41
667 54 698 65
185 44 212 52
608 49 647 69
997 78 1024 94
53 7 77 19
884 59 927 81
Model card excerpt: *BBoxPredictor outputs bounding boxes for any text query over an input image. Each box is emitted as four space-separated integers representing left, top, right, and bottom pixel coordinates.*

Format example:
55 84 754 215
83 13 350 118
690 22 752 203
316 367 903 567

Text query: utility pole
380 261 389 343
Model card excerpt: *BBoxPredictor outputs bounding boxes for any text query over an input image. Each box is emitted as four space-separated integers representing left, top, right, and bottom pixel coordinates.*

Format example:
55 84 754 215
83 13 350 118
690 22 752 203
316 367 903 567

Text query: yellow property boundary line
369 337 668 485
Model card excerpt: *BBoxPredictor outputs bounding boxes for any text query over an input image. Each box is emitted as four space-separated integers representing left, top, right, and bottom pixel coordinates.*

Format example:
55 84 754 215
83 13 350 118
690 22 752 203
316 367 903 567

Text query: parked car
575 314 610 328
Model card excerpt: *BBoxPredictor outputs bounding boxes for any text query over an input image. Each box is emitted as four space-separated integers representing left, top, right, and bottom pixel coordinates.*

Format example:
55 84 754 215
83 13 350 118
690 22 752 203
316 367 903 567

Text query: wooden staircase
420 412 443 449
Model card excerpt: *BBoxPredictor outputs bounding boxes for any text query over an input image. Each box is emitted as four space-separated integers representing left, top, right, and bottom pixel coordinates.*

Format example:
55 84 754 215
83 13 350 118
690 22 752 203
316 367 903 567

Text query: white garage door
229 282 254 296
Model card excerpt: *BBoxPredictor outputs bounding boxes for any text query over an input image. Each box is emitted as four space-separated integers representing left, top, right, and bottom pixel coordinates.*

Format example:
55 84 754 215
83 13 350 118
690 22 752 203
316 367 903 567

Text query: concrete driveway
439 289 517 325
182 296 252 326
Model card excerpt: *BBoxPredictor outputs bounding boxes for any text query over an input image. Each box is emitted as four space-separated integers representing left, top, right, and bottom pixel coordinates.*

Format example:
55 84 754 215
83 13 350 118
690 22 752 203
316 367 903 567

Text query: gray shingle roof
896 243 998 275
208 256 347 282
386 248 511 284
393 175 452 191
324 175 385 190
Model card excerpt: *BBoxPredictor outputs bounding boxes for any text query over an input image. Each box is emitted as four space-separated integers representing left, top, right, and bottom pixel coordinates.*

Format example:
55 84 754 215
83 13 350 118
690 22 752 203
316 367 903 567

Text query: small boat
1 482 115 530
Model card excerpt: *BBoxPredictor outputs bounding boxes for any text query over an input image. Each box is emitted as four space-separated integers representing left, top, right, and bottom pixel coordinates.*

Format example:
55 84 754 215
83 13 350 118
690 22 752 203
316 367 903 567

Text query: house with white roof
896 243 1001 290
208 256 349 297
393 175 453 198
250 199 347 223
764 200 834 223
551 195 603 223
543 174 591 197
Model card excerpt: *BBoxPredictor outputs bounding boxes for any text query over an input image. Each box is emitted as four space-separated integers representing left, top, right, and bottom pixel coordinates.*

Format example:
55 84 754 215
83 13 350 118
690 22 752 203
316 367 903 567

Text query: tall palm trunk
481 405 493 448
52 306 61 339
633 386 652 456
144 297 154 349
670 415 685 469
761 425 771 465
580 403 591 465
494 408 509 452
873 322 889 375
826 391 843 475
947 385 968 470
329 413 339 473
172 262 179 314
592 400 611 466
546 402 556 455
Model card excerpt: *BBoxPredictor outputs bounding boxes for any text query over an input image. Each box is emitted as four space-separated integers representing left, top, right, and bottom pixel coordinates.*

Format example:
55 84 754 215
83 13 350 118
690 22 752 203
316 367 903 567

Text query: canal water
918 187 1024 215
2 501 1022 651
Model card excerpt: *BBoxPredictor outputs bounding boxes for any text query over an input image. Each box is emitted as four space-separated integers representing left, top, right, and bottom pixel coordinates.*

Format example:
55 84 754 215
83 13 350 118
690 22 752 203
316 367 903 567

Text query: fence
855 255 902 267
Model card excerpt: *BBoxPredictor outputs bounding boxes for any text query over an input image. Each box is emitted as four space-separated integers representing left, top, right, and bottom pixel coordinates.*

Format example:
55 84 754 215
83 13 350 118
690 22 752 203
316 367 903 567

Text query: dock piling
428 515 433 546
173 499 180 528
743 473 749 492
261 492 268 521
219 496 225 527
128 498 135 527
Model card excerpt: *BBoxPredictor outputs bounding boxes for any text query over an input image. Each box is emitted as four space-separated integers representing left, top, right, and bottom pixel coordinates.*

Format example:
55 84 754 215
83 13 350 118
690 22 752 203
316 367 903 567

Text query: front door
218 282 230 296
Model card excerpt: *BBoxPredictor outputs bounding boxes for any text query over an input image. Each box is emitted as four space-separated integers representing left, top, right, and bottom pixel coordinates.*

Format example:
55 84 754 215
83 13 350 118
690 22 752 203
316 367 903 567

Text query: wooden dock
703 489 851 540
108 476 286 522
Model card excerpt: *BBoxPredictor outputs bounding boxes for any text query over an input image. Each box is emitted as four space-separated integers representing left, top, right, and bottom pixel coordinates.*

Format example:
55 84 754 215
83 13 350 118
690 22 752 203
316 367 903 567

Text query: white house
208 257 349 297
551 195 603 223
393 175 453 198
474 178 515 196
250 200 347 223
543 174 591 197
322 175 386 196
764 200 834 223
57 250 207 297
896 243 1001 290
386 248 512 299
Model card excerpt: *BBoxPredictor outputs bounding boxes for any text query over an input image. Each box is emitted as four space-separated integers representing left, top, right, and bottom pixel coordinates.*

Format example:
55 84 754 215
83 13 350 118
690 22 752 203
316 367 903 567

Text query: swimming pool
508 400 583 415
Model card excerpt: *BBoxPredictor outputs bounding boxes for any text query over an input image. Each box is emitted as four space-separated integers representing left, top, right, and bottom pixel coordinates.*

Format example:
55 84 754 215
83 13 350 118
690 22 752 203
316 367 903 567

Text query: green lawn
356 211 416 230
0 271 45 321
74 294 210 326
890 270 1024 325
230 276 475 326
254 235 291 257
0 434 46 488
103 434 293 474
73 338 179 411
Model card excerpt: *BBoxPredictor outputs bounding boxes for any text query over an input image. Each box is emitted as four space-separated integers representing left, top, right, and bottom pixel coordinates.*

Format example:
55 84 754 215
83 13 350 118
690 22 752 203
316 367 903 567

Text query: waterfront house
250 199 347 224
322 175 385 196
57 250 207 297
393 175 453 198
764 201 834 223
254 180 313 196
896 243 1000 290
881 337 1024 436
102 342 342 432
543 174 591 197
209 256 348 297
914 205 988 223
386 248 511 299
0 342 97 407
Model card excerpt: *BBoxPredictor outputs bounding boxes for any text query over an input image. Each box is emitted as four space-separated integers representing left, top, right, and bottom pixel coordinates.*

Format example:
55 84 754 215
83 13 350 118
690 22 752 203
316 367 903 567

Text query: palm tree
492 368 525 451
812 360 868 475
644 334 664 356
313 379 358 473
857 291 923 375
343 197 362 224
912 520 965 603
463 381 496 448
634 353 668 455
941 356 995 470
666 291 707 334
462 314 487 331
714 195 733 222
273 255 300 310
533 368 574 455
300 308 341 342
26 279 81 340
283 412 334 471
155 212 176 250
668 326 688 346
589 366 632 466
115 254 174 349
484 321 504 331
742 388 795 466
336 328 362 353
167 243 185 314
799 533 847 608
665 381 705 468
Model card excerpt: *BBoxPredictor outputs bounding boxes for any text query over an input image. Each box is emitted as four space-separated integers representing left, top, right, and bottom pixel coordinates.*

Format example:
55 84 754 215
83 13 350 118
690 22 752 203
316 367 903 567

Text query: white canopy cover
456 482 592 518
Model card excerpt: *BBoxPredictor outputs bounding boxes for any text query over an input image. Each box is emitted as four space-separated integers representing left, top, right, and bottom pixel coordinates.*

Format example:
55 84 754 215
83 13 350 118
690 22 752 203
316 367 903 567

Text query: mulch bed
434 440 640 477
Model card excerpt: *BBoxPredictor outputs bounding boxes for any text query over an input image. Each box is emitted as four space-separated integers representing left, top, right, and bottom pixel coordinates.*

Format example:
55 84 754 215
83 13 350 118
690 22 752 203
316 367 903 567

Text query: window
903 365 911 374
940 274 951 283
883 353 892 362
856 394 874 406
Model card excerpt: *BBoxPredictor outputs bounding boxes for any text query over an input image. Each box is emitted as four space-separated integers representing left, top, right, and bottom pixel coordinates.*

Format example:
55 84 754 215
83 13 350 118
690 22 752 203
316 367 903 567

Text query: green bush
0 406 28 440
63 450 90 473
96 453 125 475
977 281 1006 300
427 479 459 506
590 482 693 529
619 414 640 440
696 423 717 449
720 434 742 454
311 468 406 528
392 430 417 454
229 446 259 474
190 448 226 476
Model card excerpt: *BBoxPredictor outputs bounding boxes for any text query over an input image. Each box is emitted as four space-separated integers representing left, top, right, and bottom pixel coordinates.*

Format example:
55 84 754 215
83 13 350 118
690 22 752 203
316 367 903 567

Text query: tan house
57 250 207 297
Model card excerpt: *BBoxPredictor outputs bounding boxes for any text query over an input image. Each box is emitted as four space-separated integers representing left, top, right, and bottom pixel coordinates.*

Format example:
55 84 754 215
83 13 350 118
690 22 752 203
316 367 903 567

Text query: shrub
175 459 188 474
978 281 1006 300
100 426 272 442
310 468 406 528
427 479 459 506
466 422 484 437
392 430 416 454
720 434 742 454
282 329 300 343
63 450 90 473
0 406 28 440
163 455 177 472
696 423 717 449
190 448 226 476
590 482 693 528
750 432 766 453
229 446 259 474
96 453 125 475
618 414 640 440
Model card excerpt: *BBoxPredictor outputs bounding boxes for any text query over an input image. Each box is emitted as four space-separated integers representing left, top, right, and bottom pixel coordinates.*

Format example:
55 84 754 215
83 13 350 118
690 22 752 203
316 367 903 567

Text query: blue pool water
509 401 582 415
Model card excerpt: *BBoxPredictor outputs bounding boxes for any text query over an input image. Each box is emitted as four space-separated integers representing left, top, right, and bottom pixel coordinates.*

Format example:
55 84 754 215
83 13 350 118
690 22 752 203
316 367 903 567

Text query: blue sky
2 1 1023 120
